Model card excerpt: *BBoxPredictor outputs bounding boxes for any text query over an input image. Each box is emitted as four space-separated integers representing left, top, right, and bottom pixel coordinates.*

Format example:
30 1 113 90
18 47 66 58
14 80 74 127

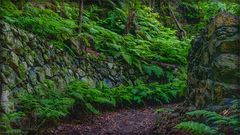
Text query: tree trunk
152 0 155 11
78 0 84 33
0 84 3 113
124 1 137 35
124 8 136 34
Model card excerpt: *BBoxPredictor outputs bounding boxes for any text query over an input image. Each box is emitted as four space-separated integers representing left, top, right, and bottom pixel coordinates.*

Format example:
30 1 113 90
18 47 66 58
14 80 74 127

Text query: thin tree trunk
60 0 65 17
152 0 155 11
124 9 136 34
0 84 3 113
149 0 152 8
168 3 186 38
97 0 102 6
12 0 25 10
78 0 84 33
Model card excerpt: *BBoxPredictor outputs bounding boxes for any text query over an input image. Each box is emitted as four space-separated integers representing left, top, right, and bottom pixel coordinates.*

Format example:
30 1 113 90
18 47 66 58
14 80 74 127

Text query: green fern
121 51 133 65
0 112 25 134
187 110 239 126
155 108 165 114
143 64 164 78
181 108 240 134
175 121 218 135
18 80 74 123
85 103 100 115
0 1 190 78
14 79 182 132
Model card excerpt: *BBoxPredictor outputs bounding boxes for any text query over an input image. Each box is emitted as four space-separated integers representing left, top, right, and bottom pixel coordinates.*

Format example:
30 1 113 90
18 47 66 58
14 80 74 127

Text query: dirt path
46 104 183 135
47 107 158 135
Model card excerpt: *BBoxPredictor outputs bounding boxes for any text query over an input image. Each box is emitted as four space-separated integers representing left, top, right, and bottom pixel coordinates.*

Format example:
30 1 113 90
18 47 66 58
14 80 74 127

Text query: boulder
187 12 240 107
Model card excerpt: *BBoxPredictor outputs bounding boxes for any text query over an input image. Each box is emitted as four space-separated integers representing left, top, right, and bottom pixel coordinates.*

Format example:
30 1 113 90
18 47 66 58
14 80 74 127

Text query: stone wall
187 12 240 107
0 21 148 112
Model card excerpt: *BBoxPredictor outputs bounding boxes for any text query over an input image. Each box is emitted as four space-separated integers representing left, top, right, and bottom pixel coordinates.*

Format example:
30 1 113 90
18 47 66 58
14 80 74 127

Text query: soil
46 104 187 135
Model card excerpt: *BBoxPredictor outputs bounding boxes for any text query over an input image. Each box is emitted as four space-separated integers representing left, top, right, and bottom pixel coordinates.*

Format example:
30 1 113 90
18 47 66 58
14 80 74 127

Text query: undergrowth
181 0 240 36
0 1 190 79
175 102 240 135
0 112 25 134
0 79 185 134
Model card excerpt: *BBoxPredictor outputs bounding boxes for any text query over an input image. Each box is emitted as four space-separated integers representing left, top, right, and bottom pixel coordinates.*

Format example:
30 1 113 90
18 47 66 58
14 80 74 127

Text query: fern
85 103 100 115
14 79 183 133
37 97 74 120
143 64 153 76
175 121 218 135
155 108 165 114
67 81 116 114
187 110 240 130
187 110 239 126
181 108 240 134
0 112 25 134
0 1 190 79
121 51 133 65
18 80 74 123
143 64 164 78
133 60 144 73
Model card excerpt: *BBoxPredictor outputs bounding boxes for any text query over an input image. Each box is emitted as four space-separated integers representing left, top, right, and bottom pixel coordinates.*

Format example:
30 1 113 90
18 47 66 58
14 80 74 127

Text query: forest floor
46 103 186 135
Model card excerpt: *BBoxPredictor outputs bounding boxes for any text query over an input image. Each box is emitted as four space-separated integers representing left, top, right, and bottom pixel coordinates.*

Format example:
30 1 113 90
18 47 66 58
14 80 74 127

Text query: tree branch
168 3 187 38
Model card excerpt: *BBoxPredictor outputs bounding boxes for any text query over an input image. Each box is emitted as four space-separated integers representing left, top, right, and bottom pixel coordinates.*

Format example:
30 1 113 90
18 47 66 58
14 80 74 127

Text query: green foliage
175 121 218 135
84 6 190 77
155 108 165 114
18 5 76 40
67 81 116 114
13 78 183 125
187 110 240 133
197 1 240 20
192 1 239 33
11 79 184 133
176 106 240 135
67 80 181 109
143 64 164 78
18 80 74 121
0 1 77 49
0 112 25 134
100 7 126 34
0 2 190 132
0 0 22 18
0 1 190 79
182 0 240 35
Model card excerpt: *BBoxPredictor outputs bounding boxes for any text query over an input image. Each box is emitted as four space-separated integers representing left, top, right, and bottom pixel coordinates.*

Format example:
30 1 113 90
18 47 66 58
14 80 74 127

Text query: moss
2 65 13 77
18 63 27 79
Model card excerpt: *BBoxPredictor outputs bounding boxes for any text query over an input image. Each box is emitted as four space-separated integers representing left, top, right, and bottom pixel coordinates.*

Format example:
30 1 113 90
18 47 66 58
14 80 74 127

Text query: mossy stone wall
0 21 148 112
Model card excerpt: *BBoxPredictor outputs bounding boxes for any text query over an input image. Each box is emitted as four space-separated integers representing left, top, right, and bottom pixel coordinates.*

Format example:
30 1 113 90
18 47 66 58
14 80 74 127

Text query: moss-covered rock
187 12 240 107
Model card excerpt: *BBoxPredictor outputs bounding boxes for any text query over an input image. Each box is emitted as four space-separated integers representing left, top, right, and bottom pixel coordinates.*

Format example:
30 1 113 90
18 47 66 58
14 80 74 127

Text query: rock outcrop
187 12 240 107
0 21 149 113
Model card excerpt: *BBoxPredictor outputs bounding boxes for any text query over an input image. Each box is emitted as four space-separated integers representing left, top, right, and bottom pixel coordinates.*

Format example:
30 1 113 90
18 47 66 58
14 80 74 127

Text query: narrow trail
46 104 182 135
47 107 157 135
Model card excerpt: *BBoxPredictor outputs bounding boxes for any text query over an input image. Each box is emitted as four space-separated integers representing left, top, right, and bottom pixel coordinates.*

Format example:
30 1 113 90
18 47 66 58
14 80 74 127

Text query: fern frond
85 103 100 115
186 109 240 134
121 51 133 65
143 64 163 78
186 110 230 125
175 121 218 135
